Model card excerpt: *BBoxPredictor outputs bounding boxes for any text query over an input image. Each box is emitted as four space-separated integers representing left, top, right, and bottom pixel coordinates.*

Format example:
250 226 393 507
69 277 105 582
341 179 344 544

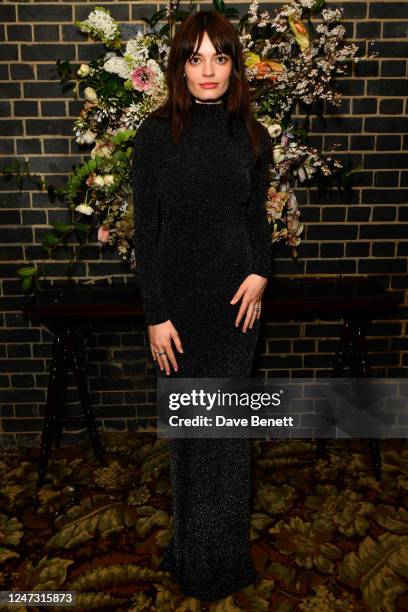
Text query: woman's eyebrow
191 51 225 56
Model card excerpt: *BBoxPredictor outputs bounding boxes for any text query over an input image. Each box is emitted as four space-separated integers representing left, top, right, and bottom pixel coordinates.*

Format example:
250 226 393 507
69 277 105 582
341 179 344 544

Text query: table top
22 276 400 324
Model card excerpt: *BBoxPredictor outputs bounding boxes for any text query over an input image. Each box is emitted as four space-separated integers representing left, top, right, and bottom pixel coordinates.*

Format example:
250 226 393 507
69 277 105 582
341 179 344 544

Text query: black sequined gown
132 99 272 601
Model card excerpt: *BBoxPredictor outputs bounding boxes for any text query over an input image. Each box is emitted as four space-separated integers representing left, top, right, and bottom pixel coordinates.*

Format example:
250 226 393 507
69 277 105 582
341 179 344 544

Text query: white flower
75 203 94 215
84 87 98 103
103 174 115 186
94 175 105 187
77 7 120 43
77 63 90 77
82 129 97 144
267 124 282 138
273 144 286 164
103 56 131 80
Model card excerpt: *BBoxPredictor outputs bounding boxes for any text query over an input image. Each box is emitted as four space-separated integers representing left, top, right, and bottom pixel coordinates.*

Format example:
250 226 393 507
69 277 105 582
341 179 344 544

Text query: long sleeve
132 118 169 326
246 124 273 279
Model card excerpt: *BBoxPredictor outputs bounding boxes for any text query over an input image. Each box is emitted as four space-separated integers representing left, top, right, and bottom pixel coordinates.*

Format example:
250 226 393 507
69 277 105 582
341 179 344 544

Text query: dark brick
376 136 401 151
0 120 23 136
320 243 345 259
0 101 10 117
33 25 60 42
2 419 42 433
25 119 75 136
324 135 348 151
77 44 107 62
0 83 21 99
43 139 70 154
360 224 408 239
75 4 129 21
24 82 74 99
353 98 377 114
383 22 408 37
358 259 406 274
41 101 66 117
379 99 404 114
374 171 399 187
16 139 42 154
362 189 408 204
0 227 32 242
372 243 396 257
28 156 80 173
18 5 72 22
22 210 47 225
14 101 38 117
350 135 375 150
372 207 397 221
0 210 20 224
21 44 75 62
374 41 408 57
369 3 408 18
7 25 32 41
0 192 30 208
0 141 15 155
311 116 363 133
354 61 379 78
322 207 346 222
61 24 86 42
0 44 18 61
365 153 408 169
356 21 381 38
346 243 370 257
307 225 358 240
348 207 371 221
381 61 406 77
368 80 408 97
10 64 35 80
0 5 16 22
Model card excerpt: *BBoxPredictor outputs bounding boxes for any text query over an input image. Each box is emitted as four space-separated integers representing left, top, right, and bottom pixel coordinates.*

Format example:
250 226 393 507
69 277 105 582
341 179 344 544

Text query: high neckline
192 99 227 119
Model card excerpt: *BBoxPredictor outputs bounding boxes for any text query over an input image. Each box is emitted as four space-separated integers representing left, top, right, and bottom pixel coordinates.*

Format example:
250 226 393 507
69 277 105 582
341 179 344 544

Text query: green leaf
22 276 33 292
74 222 89 233
43 232 61 245
17 266 37 277
51 223 74 233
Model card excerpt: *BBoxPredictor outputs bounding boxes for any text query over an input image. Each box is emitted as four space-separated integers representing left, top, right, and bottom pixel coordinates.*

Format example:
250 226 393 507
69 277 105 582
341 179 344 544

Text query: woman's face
184 31 232 103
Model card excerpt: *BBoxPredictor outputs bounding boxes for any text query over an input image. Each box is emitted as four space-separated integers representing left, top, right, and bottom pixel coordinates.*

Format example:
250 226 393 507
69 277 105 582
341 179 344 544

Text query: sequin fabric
132 99 272 601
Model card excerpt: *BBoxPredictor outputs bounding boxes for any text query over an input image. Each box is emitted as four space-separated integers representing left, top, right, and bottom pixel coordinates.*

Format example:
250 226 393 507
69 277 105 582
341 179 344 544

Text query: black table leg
38 330 66 487
66 328 104 464
54 330 68 450
349 319 381 481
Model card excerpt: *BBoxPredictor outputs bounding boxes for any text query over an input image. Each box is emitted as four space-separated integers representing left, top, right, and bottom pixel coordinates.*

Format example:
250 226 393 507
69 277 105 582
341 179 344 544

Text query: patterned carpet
0 433 407 611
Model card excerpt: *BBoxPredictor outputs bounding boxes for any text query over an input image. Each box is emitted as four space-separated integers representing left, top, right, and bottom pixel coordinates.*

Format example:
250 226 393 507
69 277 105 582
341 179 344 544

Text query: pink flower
131 64 157 92
98 225 109 243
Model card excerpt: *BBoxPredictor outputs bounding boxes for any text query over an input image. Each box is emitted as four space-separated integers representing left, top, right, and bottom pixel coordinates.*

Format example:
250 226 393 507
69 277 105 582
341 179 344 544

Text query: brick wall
0 1 407 446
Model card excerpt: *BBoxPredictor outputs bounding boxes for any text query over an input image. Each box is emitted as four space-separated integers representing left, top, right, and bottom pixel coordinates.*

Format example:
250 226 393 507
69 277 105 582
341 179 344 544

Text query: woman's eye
189 55 228 64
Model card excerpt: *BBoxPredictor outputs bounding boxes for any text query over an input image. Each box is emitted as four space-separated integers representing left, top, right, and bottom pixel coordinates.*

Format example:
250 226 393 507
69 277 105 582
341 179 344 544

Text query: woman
132 10 272 602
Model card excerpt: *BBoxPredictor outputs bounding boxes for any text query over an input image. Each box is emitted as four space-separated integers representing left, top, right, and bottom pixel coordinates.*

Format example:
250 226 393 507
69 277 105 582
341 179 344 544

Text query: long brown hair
149 10 264 161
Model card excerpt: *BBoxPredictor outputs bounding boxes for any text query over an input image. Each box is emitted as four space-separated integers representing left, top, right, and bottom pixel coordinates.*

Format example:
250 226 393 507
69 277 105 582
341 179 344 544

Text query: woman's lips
200 83 218 88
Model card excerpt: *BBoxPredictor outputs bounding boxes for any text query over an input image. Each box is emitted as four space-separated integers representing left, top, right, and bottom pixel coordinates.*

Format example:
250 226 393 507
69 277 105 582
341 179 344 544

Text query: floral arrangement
8 0 370 292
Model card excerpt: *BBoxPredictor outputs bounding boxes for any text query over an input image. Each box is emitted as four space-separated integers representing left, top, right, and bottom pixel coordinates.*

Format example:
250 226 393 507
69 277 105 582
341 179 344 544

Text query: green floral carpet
0 433 407 611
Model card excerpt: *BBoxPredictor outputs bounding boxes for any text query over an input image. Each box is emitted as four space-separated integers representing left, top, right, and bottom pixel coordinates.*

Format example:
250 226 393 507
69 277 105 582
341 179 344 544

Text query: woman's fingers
148 321 184 376
249 302 260 329
237 301 262 332
242 302 256 333
171 329 184 355
234 298 249 329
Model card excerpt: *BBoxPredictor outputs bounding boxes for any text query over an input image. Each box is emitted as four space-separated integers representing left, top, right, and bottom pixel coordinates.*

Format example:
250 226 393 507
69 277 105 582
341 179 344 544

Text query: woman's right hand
148 320 184 375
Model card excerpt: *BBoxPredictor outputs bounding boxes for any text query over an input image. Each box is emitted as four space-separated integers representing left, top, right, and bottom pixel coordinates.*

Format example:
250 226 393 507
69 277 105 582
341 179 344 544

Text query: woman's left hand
230 274 268 333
